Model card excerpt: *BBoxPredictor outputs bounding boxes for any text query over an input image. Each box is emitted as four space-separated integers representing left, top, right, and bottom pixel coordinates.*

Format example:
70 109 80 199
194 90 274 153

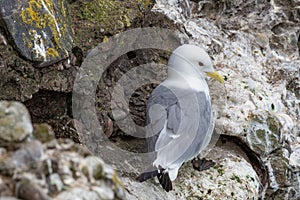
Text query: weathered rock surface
2 140 44 174
124 143 261 200
68 0 160 52
32 123 55 143
151 0 300 199
0 0 73 66
0 0 299 199
0 100 127 199
0 0 79 104
15 178 51 200
0 101 33 148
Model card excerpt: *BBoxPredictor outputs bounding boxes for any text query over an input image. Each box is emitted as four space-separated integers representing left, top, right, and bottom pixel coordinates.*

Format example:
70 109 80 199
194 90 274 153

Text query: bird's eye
198 62 204 66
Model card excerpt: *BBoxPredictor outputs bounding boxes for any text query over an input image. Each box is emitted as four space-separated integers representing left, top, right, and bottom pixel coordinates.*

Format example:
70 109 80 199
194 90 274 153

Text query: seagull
137 44 224 191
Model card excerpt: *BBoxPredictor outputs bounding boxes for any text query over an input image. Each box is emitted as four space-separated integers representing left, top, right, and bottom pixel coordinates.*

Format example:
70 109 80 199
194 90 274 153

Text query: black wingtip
137 170 159 182
158 172 173 192
192 158 216 171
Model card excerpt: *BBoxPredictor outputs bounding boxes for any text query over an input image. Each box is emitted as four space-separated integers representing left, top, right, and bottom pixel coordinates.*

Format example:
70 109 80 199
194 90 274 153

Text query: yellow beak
206 71 225 83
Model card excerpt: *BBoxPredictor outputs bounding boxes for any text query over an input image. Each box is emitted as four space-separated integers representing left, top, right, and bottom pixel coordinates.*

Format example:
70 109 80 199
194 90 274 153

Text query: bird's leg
192 157 215 171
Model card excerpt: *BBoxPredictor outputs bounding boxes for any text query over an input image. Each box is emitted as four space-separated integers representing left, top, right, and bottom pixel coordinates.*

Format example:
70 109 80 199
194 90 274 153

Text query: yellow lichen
20 0 69 60
122 15 131 27
46 48 59 58
112 171 124 188
20 1 44 29
103 36 109 43
59 1 67 17
28 41 33 48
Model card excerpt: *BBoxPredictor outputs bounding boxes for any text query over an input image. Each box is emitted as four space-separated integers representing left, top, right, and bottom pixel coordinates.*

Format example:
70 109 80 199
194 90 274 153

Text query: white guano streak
41 0 62 37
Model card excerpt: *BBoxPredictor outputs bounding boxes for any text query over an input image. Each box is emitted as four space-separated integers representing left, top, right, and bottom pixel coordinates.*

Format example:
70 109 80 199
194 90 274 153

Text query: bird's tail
137 169 173 192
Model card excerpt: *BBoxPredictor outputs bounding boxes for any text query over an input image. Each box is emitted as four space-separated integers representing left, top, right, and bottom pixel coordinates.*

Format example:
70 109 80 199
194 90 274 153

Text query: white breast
164 75 210 99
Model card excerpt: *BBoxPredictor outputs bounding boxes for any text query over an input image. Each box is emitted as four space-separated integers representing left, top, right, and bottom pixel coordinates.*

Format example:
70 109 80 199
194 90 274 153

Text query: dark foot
192 158 215 171
158 172 172 192
137 169 173 192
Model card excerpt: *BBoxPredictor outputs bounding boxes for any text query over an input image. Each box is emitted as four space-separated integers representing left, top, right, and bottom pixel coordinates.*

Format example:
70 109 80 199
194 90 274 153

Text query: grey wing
146 85 180 152
177 91 213 162
146 85 213 167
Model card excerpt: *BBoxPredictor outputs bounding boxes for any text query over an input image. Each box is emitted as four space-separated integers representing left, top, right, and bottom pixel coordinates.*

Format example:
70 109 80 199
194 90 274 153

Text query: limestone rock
7 140 44 170
148 0 300 198
123 145 260 200
54 187 108 200
0 101 33 148
47 173 64 194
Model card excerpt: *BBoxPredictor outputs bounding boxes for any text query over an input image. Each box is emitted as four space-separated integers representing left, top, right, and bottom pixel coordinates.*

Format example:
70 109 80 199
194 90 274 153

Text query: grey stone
123 145 260 199
7 140 44 169
0 101 33 148
92 185 115 200
48 173 64 193
80 156 105 182
0 197 21 200
0 0 73 67
15 178 51 200
54 187 102 200
245 112 282 156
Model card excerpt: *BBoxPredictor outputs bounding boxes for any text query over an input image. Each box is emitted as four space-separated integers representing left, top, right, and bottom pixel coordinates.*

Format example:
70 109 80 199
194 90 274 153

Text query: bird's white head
167 44 224 83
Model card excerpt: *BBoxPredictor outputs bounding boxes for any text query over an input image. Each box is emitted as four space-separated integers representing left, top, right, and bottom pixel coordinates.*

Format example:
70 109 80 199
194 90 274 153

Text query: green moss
217 168 224 176
93 165 103 180
33 123 54 143
122 14 131 27
81 166 89 178
76 0 128 28
137 0 155 11
252 115 264 123
231 174 242 183
76 0 154 25
0 117 11 127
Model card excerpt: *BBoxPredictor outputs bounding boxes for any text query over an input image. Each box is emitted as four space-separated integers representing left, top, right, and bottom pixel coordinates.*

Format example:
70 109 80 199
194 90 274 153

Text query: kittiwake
137 44 224 191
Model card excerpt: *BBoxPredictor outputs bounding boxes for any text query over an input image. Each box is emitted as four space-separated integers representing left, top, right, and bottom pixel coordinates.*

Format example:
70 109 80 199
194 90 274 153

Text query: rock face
68 0 300 199
0 0 73 66
151 0 300 199
0 0 78 103
124 144 261 200
69 0 154 52
0 0 299 200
